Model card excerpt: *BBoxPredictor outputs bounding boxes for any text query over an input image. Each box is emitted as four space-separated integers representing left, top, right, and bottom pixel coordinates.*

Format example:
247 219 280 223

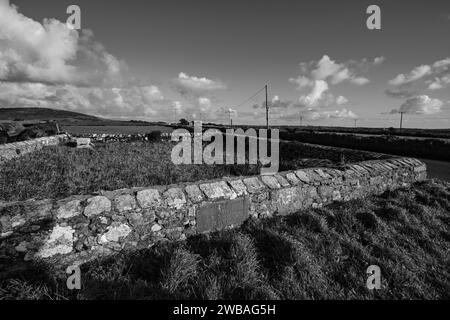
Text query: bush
146 130 162 142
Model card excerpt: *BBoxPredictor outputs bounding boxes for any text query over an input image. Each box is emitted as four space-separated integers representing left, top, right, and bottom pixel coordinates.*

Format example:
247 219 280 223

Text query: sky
0 0 449 128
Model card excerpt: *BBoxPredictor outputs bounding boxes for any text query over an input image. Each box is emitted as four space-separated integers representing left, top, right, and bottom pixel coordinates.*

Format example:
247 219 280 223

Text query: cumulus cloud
301 108 359 121
0 81 181 119
275 108 358 123
175 72 226 91
0 2 192 121
289 55 380 108
389 65 432 86
388 57 450 91
0 2 126 86
389 95 443 115
373 56 386 65
169 72 228 120
290 55 374 89
385 88 416 99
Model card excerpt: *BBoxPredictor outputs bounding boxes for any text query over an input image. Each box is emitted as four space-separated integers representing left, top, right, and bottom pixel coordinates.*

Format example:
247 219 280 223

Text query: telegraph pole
227 109 233 128
354 119 357 128
265 84 269 130
399 111 404 132
300 114 303 127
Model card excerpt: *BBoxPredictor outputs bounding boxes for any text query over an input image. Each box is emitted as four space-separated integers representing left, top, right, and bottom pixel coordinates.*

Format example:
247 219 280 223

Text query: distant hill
0 108 165 126
0 108 101 122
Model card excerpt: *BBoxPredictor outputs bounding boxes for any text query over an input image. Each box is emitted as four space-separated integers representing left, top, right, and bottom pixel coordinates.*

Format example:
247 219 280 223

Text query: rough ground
0 179 449 300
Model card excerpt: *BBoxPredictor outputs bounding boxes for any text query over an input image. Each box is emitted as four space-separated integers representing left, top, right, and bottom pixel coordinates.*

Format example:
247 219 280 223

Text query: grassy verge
1 180 449 300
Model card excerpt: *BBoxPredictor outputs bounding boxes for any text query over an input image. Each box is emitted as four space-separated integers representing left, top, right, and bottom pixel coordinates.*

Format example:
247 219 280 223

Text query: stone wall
0 134 69 164
0 156 427 267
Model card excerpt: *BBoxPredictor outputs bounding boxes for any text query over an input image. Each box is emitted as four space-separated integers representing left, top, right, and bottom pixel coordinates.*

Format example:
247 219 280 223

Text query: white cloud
0 81 183 119
289 55 380 109
176 72 226 91
300 108 359 121
198 96 212 111
290 55 374 88
374 56 386 65
336 95 349 105
388 58 450 90
389 65 432 86
390 95 443 115
0 2 126 86
298 80 329 107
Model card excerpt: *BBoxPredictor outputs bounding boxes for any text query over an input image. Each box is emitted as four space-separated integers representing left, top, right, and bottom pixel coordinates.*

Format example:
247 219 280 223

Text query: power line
233 86 266 109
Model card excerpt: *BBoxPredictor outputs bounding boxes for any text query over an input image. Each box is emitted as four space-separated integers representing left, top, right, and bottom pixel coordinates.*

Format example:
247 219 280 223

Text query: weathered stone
57 200 82 219
136 189 161 208
414 164 427 173
36 225 75 258
199 182 237 200
318 186 334 200
228 180 248 196
98 223 131 244
295 170 310 183
84 196 111 217
261 175 281 189
274 175 290 187
114 194 137 212
163 188 186 209
185 185 204 203
315 169 332 179
243 177 266 193
128 211 144 227
285 172 300 185
271 187 303 215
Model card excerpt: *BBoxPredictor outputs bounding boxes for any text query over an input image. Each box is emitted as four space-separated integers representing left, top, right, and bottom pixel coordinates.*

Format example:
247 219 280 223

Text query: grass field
0 180 448 300
62 125 173 135
0 141 339 202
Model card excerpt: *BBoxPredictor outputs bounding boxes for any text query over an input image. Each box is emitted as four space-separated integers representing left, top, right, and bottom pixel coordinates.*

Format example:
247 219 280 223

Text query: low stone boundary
0 134 69 164
0 157 427 267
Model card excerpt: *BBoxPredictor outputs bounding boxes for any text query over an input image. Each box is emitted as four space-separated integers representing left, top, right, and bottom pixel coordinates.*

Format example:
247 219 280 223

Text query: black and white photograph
0 0 449 312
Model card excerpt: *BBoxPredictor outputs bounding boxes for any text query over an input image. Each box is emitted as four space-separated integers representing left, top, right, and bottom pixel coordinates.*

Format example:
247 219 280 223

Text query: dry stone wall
0 156 427 267
0 134 69 164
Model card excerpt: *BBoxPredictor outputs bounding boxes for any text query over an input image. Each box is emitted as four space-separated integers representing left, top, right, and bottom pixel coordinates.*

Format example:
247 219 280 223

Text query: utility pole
265 84 269 130
226 109 233 128
399 111 404 132
354 119 357 128
300 114 303 127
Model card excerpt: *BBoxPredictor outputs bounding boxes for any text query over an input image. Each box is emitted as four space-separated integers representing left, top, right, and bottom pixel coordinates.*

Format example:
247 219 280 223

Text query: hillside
0 108 101 122
0 108 161 126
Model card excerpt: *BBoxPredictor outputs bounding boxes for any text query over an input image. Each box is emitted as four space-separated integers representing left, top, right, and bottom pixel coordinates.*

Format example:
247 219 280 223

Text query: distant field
62 125 173 135
280 130 450 162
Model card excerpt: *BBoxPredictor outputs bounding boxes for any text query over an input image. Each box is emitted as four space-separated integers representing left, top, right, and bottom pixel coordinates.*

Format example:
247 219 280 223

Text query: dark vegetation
1 180 449 300
279 130 450 162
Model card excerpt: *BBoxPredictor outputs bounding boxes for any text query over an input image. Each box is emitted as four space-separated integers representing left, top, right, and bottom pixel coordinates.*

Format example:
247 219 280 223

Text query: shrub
146 130 162 142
